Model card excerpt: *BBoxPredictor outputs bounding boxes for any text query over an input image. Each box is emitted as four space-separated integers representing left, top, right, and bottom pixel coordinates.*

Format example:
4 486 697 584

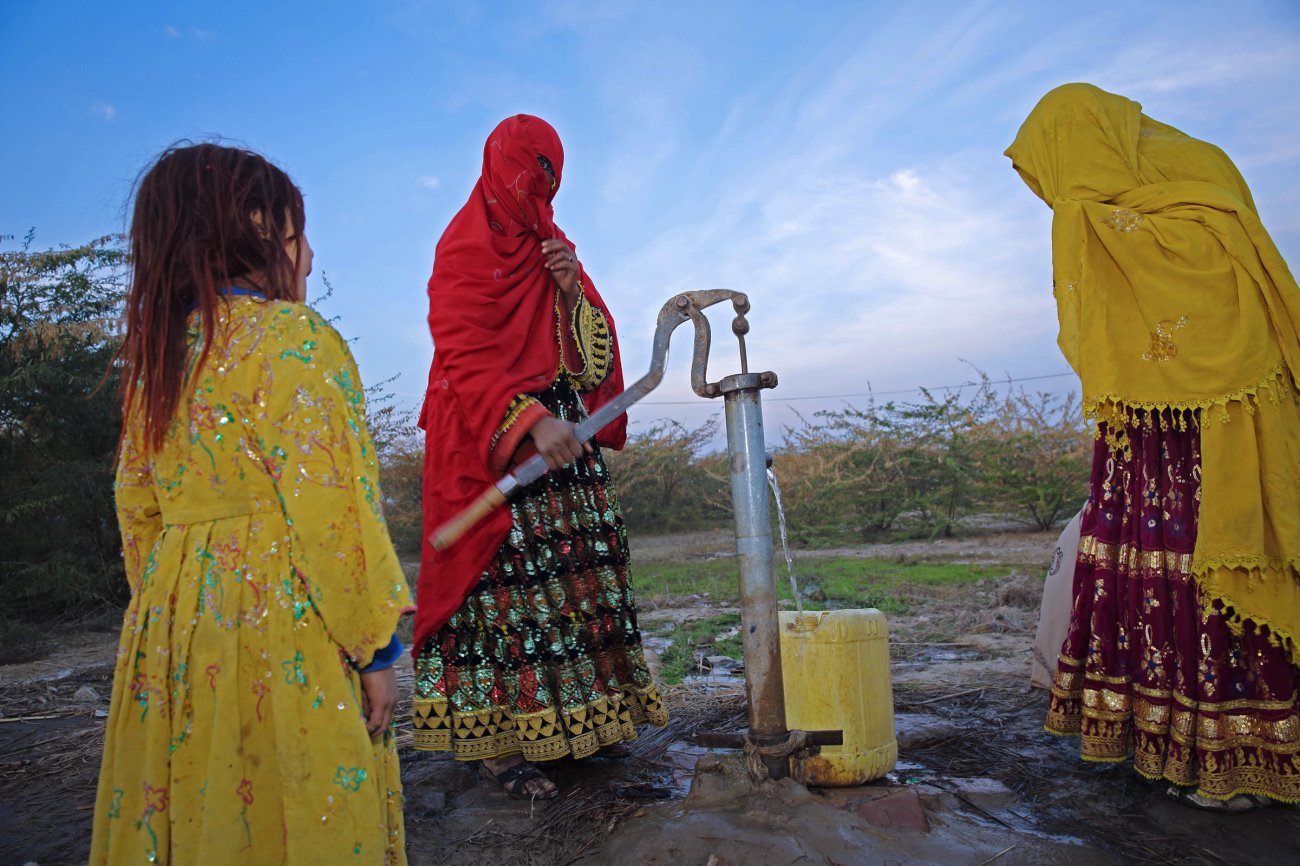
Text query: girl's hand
359 667 398 740
542 239 580 303
528 416 592 470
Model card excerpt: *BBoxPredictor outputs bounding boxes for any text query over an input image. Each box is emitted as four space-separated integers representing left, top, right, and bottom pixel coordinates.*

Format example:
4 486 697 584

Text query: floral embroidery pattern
1101 207 1144 233
1142 316 1189 362
107 787 124 819
1047 412 1300 802
281 651 309 688
251 679 270 722
130 673 154 723
1142 588 1161 612
333 766 368 792
142 783 169 814
137 783 168 863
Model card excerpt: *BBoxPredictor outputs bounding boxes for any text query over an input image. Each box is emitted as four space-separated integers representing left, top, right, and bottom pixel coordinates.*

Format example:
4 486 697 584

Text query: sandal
480 759 559 801
1166 785 1272 812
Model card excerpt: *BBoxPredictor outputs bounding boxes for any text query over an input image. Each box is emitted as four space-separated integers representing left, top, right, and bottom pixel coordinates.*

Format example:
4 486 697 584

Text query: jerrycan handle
787 611 827 633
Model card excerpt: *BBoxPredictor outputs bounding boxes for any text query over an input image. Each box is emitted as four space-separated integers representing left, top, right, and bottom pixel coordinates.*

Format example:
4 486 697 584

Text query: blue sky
4 1 1300 441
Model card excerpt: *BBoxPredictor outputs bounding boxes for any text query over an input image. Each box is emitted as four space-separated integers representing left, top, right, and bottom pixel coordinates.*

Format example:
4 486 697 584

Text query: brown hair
118 142 306 451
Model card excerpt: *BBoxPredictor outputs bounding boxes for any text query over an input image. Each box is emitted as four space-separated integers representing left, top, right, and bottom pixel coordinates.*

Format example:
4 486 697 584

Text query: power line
636 371 1077 406
391 371 1078 406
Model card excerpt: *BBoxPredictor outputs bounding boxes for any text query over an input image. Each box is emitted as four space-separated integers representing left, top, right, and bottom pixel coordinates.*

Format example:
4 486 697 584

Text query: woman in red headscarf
411 115 668 798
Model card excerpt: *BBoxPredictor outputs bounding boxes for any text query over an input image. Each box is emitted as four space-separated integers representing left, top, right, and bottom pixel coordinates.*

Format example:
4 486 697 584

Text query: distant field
631 555 1012 614
632 553 1028 685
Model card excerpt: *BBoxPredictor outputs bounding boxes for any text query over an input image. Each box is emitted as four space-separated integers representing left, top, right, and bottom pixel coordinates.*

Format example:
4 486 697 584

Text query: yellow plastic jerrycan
779 609 897 786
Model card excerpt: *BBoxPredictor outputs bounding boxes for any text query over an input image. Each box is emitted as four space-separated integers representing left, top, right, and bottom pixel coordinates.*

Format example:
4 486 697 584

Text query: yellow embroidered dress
1007 84 1300 803
91 296 412 865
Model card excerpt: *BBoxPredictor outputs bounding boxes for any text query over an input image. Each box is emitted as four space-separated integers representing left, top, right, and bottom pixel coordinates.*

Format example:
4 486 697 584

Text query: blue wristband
358 635 403 673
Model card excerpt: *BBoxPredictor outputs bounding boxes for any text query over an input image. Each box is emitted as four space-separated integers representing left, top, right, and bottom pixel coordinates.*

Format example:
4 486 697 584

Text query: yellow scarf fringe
1197 560 1300 668
1082 366 1300 668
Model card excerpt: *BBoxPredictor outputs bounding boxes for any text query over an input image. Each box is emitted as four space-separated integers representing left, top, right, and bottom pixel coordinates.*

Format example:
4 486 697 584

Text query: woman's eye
536 155 555 184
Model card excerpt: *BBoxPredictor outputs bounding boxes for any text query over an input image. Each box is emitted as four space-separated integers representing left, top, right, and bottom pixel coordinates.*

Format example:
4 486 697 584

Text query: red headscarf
414 114 627 655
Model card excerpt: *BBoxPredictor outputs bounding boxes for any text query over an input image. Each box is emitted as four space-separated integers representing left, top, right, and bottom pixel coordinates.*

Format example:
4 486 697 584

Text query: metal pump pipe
691 295 790 779
719 371 788 777
691 301 840 780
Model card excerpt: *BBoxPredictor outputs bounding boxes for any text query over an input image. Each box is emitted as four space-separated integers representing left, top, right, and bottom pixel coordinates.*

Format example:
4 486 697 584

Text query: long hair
118 142 306 451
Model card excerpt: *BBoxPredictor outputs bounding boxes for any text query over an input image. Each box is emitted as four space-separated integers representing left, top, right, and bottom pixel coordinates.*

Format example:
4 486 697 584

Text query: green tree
373 423 425 552
776 371 1089 542
778 380 997 541
603 418 730 535
872 381 1000 538
777 406 911 542
972 386 1091 530
0 232 128 651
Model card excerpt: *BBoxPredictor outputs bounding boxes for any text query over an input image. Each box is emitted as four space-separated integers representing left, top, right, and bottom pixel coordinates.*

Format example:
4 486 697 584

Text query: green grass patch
653 612 743 685
632 556 1008 615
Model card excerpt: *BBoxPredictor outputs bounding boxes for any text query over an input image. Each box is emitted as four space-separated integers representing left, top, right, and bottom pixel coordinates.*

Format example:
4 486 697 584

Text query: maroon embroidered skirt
1047 409 1300 802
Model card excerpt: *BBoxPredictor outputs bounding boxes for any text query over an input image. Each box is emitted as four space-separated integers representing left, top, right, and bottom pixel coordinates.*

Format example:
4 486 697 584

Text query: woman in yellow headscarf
1007 83 1300 809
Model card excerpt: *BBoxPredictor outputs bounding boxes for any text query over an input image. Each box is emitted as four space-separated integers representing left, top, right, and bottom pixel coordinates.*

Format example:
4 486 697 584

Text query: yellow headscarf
1007 83 1300 664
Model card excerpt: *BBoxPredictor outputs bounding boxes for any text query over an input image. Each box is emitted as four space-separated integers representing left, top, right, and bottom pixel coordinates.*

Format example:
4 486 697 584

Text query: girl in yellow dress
90 143 412 864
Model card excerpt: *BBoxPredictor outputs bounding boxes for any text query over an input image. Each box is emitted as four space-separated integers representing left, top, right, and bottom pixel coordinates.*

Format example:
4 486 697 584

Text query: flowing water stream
766 465 804 619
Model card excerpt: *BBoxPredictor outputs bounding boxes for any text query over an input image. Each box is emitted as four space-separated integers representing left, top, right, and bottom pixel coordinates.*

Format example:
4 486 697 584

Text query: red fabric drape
414 115 627 655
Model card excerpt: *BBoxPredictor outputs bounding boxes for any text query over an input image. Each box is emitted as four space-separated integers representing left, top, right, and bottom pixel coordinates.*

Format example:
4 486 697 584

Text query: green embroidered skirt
412 378 668 762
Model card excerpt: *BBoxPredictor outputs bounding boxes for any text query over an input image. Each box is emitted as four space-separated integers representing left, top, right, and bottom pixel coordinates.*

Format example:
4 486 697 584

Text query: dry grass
0 664 113 866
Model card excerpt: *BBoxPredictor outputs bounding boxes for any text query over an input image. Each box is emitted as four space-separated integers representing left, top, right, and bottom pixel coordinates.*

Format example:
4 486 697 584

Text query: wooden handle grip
429 486 507 551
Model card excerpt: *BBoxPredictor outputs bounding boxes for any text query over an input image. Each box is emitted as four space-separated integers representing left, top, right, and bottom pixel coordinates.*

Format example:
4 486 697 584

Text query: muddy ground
2 530 1297 865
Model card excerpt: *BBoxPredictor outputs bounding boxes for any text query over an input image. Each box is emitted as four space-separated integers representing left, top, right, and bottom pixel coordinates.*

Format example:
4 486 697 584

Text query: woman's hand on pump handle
529 416 592 470
542 238 580 304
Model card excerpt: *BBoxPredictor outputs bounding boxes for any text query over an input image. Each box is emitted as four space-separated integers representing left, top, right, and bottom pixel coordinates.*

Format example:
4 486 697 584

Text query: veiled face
1005 83 1144 206
536 154 557 193
1007 83 1253 214
481 115 565 234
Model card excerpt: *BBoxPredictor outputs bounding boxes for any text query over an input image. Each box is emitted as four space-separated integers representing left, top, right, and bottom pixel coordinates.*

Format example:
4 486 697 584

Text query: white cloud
604 155 1054 408
419 175 440 191
350 1 1300 434
500 14 1085 448
161 23 216 43
90 102 116 121
571 4 1300 433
